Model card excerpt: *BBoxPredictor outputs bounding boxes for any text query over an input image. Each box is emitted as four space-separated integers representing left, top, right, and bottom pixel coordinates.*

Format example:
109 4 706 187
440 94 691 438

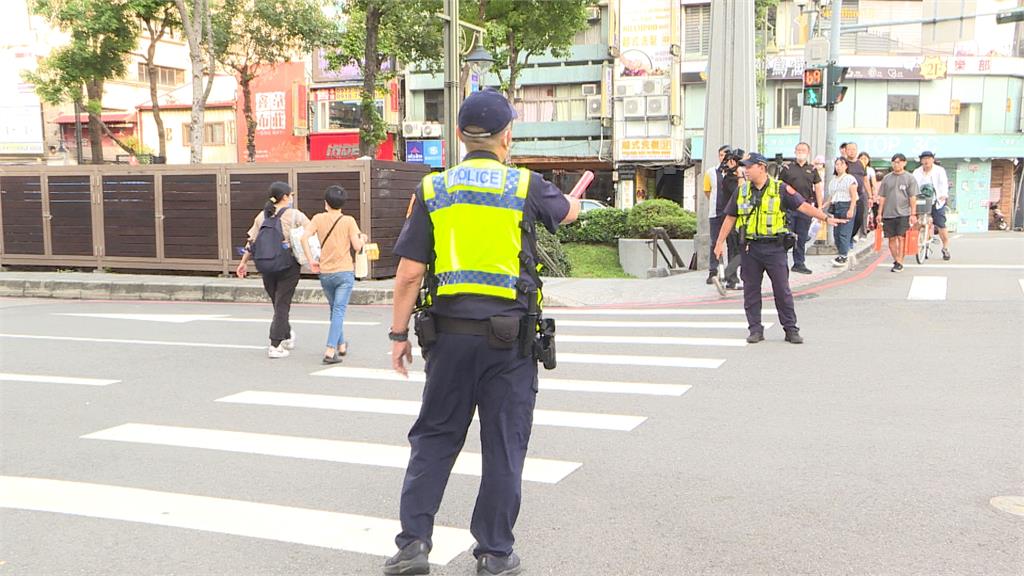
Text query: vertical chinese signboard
612 0 680 163
954 162 991 233
236 62 308 162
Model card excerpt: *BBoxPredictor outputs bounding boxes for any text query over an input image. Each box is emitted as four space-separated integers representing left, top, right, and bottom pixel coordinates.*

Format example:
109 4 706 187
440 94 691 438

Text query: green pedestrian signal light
802 66 826 108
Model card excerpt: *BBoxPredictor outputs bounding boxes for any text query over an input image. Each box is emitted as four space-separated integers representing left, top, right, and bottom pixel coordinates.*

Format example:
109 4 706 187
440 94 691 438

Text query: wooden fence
0 159 430 279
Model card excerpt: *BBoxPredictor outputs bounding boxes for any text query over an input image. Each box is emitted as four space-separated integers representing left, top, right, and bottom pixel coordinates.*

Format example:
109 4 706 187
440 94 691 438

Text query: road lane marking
217 391 646 432
395 349 724 369
0 373 120 386
557 334 746 347
556 320 768 329
907 276 947 301
914 264 1024 270
82 424 580 484
57 313 378 327
549 308 775 317
311 367 691 396
0 334 265 350
1019 279 1024 295
0 476 473 564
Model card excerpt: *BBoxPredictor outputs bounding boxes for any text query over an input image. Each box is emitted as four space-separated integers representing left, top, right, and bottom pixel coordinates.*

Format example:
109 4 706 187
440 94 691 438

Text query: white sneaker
268 345 290 359
282 330 296 350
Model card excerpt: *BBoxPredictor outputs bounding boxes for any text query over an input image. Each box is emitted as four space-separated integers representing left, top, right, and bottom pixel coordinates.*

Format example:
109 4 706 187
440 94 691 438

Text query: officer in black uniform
713 152 841 344
778 141 823 275
384 88 581 576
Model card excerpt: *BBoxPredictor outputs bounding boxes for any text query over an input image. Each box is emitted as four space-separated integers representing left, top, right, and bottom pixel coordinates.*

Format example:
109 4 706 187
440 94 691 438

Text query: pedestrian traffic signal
802 66 825 108
826 64 849 107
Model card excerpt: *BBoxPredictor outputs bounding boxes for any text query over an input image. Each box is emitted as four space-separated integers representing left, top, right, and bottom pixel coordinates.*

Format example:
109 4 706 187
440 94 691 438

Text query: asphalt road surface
2 233 1022 576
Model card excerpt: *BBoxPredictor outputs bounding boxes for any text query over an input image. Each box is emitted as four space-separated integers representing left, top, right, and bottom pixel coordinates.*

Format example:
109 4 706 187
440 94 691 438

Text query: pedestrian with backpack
236 181 310 358
299 185 368 365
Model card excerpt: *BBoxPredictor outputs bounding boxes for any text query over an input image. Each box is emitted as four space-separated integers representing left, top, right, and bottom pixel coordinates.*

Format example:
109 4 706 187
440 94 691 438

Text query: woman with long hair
236 181 310 358
823 158 859 267
300 185 367 364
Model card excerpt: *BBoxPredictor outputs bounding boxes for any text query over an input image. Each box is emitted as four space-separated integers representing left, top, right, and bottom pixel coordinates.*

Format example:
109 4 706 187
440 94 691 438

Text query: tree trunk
241 72 257 162
359 3 382 158
175 0 208 164
85 80 105 164
505 30 519 104
146 32 166 159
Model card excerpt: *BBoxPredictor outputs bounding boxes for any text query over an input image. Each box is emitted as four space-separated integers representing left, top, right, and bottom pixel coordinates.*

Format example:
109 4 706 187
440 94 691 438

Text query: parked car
580 199 609 213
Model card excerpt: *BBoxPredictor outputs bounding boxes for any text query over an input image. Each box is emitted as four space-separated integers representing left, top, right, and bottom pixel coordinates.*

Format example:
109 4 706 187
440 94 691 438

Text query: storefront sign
0 49 44 155
236 62 307 162
310 132 394 161
954 162 991 233
405 140 443 168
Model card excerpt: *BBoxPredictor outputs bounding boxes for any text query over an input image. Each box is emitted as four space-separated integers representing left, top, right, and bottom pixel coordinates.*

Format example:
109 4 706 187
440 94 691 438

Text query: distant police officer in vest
713 152 842 344
384 88 581 576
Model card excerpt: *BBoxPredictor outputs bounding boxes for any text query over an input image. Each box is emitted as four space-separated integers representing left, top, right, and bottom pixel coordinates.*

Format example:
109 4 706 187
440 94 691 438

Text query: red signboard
309 132 395 161
235 61 308 162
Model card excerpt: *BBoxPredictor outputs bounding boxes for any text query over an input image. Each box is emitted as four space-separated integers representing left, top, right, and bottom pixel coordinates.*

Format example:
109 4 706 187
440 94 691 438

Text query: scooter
990 204 1009 231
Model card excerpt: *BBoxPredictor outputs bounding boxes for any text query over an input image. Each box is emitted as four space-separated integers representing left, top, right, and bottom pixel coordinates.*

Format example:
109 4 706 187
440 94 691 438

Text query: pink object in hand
569 170 595 199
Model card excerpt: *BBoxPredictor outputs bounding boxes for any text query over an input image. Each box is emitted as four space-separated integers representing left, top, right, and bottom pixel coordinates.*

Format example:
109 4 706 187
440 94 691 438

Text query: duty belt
746 235 784 243
435 315 492 335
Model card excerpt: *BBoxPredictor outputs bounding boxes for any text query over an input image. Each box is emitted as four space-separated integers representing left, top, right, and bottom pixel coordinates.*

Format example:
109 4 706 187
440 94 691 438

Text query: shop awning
54 113 134 124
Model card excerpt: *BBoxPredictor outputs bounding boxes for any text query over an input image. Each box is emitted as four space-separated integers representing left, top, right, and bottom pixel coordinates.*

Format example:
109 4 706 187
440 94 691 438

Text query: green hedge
536 226 572 277
625 199 697 239
556 208 629 245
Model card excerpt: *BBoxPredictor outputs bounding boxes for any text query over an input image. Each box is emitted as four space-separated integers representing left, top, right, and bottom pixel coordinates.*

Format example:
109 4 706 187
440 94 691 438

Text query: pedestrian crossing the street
4 304 753 569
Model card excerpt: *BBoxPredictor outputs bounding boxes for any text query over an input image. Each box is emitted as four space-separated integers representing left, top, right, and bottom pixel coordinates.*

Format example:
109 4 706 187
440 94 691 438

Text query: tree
214 0 333 162
174 0 217 163
465 0 591 103
330 0 443 157
28 0 139 163
134 0 180 161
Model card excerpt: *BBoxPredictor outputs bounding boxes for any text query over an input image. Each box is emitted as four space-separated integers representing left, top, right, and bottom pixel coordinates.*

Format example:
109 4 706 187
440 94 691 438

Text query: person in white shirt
912 150 951 260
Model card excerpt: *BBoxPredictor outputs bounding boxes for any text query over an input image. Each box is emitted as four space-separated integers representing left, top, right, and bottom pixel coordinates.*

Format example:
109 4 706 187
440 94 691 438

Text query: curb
0 278 394 306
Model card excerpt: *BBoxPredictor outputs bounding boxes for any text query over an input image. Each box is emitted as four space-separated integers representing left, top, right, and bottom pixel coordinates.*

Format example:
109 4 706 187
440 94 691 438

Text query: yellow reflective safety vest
421 157 531 300
736 177 789 238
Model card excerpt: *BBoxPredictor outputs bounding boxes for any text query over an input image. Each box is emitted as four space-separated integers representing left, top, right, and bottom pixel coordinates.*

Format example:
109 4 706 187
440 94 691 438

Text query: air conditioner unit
581 83 598 96
586 95 603 119
614 83 632 98
585 6 600 21
646 95 669 117
623 96 646 118
421 123 443 138
402 121 422 138
641 78 665 95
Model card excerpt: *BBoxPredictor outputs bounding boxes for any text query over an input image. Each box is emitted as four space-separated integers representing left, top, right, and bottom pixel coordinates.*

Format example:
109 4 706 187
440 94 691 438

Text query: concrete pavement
0 236 880 307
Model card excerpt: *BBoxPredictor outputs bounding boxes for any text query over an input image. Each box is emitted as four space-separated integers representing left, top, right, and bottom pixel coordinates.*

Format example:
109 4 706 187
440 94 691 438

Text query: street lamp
439 0 491 167
465 44 494 72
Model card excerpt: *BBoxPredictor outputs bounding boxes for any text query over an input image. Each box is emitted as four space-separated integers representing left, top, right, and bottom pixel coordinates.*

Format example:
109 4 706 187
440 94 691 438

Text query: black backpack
252 208 296 274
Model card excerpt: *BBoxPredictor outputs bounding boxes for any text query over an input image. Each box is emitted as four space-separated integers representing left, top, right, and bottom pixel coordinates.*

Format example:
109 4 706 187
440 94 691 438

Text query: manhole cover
990 496 1024 516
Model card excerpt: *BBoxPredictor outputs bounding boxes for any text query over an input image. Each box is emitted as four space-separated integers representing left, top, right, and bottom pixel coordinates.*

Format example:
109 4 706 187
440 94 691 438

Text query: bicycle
914 195 935 264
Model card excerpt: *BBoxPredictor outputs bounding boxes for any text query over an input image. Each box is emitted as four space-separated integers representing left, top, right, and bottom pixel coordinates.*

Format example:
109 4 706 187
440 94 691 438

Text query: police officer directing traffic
713 152 842 344
384 88 581 576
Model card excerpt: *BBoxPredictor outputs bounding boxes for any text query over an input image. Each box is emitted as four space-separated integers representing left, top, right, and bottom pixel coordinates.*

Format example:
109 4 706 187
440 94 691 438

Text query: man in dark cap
714 152 843 344
384 88 581 576
912 150 951 260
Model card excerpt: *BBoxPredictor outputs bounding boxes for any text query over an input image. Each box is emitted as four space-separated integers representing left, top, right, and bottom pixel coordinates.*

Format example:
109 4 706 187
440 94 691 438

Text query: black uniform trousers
260 261 300 346
397 331 538 558
710 216 742 284
740 240 798 334
788 211 812 268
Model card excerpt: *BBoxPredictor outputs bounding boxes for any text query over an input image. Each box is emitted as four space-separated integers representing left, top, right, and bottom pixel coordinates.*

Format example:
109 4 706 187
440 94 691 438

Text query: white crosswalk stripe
907 276 948 301
557 334 746 347
81 423 582 484
0 373 120 386
216 391 647 431
0 476 474 564
549 308 774 317
399 348 725 369
556 319 767 329
311 366 691 396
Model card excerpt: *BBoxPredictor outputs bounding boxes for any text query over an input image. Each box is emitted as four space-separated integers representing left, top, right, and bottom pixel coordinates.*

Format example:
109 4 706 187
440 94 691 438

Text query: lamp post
439 0 492 168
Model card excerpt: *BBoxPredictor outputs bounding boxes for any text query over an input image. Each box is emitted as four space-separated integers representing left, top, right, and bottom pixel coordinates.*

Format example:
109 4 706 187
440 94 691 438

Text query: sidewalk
0 239 879 308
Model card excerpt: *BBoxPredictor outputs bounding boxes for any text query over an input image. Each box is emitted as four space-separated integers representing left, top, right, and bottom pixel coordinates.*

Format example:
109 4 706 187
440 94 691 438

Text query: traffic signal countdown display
803 65 849 109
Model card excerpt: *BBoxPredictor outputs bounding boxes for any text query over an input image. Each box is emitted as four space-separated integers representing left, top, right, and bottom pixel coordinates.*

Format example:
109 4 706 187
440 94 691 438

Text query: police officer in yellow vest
713 152 842 344
385 88 581 576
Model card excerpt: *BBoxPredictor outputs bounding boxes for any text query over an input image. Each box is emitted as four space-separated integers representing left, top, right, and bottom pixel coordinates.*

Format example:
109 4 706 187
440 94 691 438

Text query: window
956 103 981 134
317 100 385 131
182 122 228 146
572 19 601 45
776 85 802 128
138 63 185 86
684 4 711 57
513 85 587 123
887 94 919 129
423 90 444 123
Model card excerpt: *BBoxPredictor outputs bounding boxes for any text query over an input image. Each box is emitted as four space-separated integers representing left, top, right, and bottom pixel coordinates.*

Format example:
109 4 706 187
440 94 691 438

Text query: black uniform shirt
778 161 821 207
394 151 570 320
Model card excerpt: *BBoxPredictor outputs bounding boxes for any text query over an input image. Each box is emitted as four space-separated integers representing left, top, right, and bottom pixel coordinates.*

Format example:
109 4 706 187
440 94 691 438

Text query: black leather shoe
791 264 813 274
784 330 804 344
746 331 764 344
477 552 521 576
322 353 343 365
706 273 716 285
384 541 430 575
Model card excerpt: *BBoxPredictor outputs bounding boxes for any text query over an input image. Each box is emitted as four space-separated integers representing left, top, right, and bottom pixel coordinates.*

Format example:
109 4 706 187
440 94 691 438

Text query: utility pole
442 0 460 168
824 0 842 197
